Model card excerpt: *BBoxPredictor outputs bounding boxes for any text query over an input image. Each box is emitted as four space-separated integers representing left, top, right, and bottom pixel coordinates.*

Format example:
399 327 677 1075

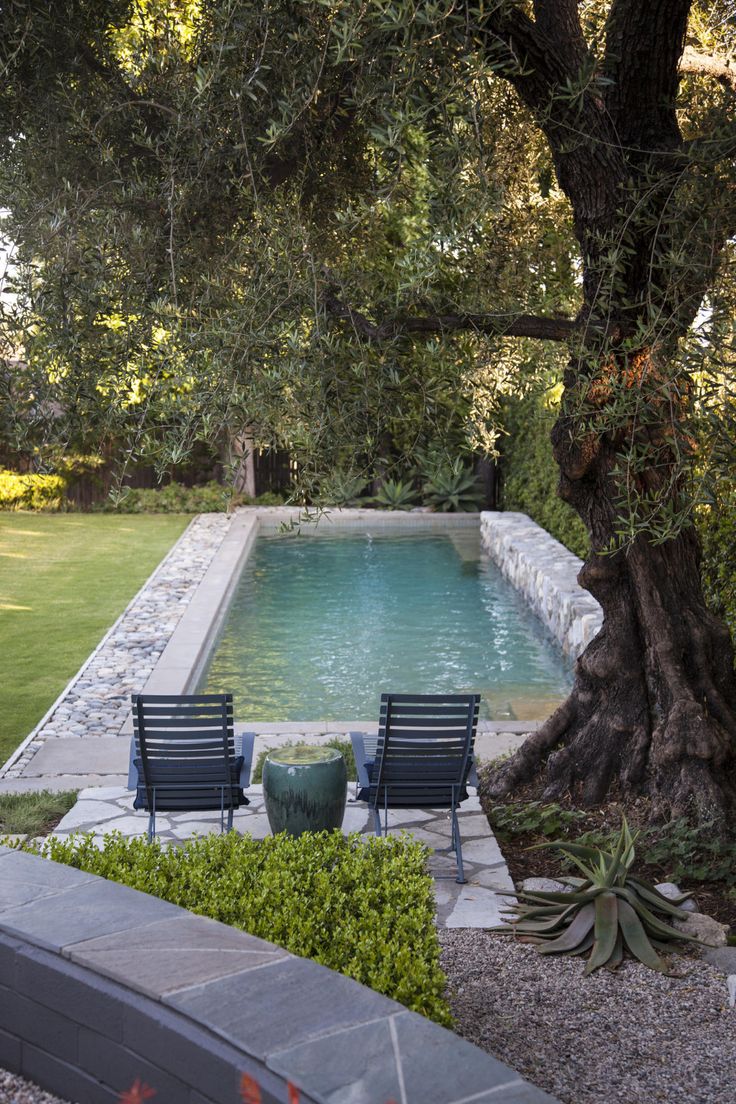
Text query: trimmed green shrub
499 393 589 559
95 481 287 513
29 830 451 1024
0 469 66 510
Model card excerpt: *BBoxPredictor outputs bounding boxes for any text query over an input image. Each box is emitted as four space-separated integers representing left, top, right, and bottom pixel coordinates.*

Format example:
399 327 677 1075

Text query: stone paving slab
50 783 515 930
67 914 288 999
19 738 130 777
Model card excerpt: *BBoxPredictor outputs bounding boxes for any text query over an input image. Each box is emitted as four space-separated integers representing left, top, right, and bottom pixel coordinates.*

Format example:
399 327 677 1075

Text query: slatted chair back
132 694 242 824
370 693 480 807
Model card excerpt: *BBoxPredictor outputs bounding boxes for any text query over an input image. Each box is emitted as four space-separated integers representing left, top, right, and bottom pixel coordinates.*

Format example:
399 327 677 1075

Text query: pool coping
479 512 602 659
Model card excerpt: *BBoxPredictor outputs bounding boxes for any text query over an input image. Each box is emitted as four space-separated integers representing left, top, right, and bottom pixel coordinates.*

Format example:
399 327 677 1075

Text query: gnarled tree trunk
486 402 736 823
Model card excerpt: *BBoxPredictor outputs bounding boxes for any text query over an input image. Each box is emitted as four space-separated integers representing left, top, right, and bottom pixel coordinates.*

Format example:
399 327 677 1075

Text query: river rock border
0 845 557 1104
480 512 602 659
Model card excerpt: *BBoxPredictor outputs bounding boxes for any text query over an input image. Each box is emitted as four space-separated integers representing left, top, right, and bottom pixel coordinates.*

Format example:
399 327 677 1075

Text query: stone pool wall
480 512 602 659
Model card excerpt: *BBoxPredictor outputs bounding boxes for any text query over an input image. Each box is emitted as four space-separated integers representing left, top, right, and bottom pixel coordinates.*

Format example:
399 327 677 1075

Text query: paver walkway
51 781 514 929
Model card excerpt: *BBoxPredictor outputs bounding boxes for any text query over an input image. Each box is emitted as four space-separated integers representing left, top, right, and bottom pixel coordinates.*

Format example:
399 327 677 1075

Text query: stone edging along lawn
0 845 558 1104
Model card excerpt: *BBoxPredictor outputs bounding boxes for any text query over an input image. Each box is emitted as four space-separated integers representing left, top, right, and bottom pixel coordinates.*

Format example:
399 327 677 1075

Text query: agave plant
372 477 418 510
497 819 700 974
318 468 369 507
422 458 484 512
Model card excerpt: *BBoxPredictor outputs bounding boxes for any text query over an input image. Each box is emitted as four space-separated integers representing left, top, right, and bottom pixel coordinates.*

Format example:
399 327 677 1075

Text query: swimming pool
200 529 572 722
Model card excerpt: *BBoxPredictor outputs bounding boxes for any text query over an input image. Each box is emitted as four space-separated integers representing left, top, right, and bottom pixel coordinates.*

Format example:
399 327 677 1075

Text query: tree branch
323 291 579 343
532 0 588 73
602 0 691 148
680 46 736 93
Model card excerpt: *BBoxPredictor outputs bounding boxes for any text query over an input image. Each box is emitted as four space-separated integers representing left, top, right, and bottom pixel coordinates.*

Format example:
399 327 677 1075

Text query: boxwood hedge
30 830 451 1025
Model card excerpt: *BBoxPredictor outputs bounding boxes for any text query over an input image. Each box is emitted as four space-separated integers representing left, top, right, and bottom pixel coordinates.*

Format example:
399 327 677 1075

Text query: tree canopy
2 1 736 820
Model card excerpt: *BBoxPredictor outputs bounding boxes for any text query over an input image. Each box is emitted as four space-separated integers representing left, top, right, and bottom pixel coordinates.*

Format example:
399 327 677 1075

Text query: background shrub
94 482 287 513
697 485 736 654
499 392 589 559
0 469 66 510
30 830 451 1024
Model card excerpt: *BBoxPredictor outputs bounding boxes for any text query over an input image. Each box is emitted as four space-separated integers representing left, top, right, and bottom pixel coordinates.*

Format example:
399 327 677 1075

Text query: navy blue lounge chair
351 693 480 883
128 693 254 841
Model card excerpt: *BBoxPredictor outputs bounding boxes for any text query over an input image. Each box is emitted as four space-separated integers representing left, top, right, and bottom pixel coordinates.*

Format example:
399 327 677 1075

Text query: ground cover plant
0 514 189 761
0 789 77 836
27 829 451 1025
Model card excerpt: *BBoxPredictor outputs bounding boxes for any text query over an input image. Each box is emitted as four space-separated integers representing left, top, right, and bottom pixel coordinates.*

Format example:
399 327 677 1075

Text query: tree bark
481 0 736 825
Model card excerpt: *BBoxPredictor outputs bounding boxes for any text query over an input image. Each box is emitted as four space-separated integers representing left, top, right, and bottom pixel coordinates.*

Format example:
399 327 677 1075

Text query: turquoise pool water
201 531 572 721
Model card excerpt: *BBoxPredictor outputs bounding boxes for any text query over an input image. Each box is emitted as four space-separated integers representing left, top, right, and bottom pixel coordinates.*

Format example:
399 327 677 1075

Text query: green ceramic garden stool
262 746 348 836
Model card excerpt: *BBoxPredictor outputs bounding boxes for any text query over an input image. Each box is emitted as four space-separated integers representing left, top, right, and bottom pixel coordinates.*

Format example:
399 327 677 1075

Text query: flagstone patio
51 783 515 929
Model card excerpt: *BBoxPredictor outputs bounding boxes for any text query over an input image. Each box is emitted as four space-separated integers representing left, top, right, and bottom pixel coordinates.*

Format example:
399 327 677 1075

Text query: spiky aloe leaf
605 930 624 971
584 891 620 974
497 887 593 904
531 841 608 862
612 886 701 943
617 898 671 973
536 902 596 953
627 877 694 914
570 930 596 957
511 904 581 935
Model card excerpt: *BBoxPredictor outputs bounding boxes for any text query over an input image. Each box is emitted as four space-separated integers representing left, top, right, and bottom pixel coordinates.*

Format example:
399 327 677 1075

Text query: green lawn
0 514 191 764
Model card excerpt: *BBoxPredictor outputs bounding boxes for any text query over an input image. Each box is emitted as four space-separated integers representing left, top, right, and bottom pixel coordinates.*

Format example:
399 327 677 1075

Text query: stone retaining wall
480 512 602 659
0 845 556 1104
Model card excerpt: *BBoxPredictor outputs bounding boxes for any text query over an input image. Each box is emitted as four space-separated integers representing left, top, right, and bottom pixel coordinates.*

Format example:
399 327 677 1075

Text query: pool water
201 531 572 722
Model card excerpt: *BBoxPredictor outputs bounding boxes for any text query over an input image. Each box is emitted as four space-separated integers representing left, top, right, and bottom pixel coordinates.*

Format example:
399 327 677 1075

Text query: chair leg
373 806 382 837
452 804 465 884
227 806 234 833
148 789 156 843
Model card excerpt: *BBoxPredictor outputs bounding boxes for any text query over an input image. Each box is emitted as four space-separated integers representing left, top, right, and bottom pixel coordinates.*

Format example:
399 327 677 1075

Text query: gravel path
0 1069 72 1104
440 931 735 1104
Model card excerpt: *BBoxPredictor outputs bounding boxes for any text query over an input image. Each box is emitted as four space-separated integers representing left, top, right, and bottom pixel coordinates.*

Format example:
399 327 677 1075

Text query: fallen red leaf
240 1073 263 1104
117 1079 157 1104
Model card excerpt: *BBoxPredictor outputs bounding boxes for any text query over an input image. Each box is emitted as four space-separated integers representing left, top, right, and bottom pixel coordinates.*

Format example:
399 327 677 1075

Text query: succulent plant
422 458 484 512
372 477 418 510
319 468 369 507
496 819 700 974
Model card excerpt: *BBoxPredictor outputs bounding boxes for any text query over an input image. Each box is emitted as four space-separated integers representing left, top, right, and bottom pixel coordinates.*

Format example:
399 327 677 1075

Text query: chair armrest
126 736 138 790
349 731 373 790
238 732 257 788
